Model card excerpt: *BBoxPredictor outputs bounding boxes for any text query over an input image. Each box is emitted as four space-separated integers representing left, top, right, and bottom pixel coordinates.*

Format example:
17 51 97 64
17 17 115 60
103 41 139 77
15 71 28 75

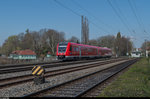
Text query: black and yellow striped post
32 66 45 84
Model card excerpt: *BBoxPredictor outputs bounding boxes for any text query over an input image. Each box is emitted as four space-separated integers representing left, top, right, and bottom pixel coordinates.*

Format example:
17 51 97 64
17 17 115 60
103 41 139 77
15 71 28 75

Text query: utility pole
85 16 87 44
81 15 84 44
145 39 147 57
127 41 128 56
81 15 89 45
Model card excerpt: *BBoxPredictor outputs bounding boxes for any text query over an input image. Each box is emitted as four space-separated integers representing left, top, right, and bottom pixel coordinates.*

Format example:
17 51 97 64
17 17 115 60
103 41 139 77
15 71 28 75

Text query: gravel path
0 60 127 97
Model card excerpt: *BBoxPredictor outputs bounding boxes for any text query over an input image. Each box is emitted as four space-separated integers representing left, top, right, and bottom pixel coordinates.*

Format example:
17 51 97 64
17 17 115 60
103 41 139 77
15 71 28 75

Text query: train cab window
58 46 66 52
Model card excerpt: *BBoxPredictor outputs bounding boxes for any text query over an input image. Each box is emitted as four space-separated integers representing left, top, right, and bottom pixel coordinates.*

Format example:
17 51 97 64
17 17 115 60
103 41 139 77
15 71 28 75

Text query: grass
98 58 150 97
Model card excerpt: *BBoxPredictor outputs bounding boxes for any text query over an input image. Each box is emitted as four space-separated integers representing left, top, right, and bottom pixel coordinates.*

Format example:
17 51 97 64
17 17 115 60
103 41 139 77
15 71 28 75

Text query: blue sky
0 0 150 48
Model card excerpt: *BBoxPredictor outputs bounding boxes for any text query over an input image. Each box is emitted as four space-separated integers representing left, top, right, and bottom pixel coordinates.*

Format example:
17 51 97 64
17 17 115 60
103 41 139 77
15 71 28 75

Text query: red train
56 42 112 61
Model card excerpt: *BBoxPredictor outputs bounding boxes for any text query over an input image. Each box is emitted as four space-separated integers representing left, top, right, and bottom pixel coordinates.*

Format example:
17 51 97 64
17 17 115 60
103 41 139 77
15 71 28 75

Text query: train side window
85 48 87 52
76 48 79 51
74 47 76 52
89 47 91 51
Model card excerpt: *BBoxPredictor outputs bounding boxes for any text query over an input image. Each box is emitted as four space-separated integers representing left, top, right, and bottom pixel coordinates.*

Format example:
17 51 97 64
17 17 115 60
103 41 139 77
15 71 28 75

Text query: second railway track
0 57 117 74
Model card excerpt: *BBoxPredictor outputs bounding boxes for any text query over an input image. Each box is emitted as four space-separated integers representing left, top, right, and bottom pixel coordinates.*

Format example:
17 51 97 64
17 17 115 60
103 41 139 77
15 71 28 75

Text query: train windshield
58 46 67 52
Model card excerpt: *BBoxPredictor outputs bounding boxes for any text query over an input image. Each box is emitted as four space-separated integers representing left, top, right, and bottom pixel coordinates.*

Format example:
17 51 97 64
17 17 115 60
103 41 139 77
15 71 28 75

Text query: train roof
58 42 111 50
69 42 98 48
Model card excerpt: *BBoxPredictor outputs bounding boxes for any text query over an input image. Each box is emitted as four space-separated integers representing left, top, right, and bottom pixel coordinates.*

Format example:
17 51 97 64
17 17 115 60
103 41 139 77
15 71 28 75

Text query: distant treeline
1 28 149 58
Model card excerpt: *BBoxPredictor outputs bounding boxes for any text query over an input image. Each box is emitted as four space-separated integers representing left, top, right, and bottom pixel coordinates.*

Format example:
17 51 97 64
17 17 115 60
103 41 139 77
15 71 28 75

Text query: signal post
32 66 45 85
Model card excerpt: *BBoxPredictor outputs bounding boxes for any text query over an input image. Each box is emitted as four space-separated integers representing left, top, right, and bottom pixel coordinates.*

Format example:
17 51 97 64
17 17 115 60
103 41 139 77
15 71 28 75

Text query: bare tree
0 28 66 58
141 40 150 56
114 32 133 56
67 36 80 43
31 31 43 57
44 29 65 55
97 35 115 49
89 39 98 46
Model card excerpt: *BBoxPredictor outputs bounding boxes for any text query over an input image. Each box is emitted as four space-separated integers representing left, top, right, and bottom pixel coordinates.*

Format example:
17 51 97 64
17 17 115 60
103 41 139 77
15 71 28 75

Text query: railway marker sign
32 66 45 85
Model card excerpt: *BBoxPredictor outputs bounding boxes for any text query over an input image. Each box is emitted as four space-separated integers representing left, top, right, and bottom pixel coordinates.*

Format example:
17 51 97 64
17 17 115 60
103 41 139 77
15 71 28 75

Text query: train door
72 46 76 56
79 46 81 58
72 46 80 56
75 46 80 56
99 49 101 57
96 48 98 57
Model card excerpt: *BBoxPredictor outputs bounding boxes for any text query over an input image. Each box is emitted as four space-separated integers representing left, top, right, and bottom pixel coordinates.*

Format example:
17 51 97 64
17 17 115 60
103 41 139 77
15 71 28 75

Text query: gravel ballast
0 60 128 97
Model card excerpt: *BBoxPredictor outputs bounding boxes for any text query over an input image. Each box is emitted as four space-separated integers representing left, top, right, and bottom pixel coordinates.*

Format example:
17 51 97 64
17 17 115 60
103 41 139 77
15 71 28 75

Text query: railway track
0 57 116 69
0 58 126 88
0 57 117 74
20 58 139 97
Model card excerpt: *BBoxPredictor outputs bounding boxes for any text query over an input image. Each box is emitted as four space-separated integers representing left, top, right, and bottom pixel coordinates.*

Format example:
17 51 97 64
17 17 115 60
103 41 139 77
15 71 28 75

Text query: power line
131 0 149 35
128 0 144 32
53 0 110 34
128 0 150 37
107 0 132 34
71 0 116 32
88 20 110 34
128 0 150 42
113 0 135 35
54 0 81 17
113 0 137 44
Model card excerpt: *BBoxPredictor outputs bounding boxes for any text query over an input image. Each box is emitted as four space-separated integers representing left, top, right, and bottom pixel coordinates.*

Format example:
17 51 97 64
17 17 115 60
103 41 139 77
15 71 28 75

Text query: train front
56 42 70 61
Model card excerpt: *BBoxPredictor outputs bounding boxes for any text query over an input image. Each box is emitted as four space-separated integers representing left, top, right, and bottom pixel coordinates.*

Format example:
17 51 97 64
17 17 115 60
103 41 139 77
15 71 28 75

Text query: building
131 51 142 57
46 52 51 58
9 49 36 60
146 47 150 57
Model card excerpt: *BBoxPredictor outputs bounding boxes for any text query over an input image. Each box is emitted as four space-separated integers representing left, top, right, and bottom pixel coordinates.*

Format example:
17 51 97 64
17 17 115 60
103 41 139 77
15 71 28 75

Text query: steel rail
0 57 117 69
0 59 110 74
75 58 139 97
0 58 126 88
21 58 138 97
0 58 118 74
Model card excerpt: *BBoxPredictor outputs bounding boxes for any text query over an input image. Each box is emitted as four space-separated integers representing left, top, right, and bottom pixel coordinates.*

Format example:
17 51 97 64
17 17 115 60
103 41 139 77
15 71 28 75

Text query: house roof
12 49 36 55
146 47 150 50
47 52 51 54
